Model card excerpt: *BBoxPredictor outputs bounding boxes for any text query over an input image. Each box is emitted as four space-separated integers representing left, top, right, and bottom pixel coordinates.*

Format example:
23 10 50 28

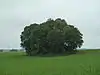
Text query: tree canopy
20 18 84 56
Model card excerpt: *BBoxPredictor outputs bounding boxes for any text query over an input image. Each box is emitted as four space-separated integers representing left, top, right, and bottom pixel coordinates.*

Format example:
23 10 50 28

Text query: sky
0 0 100 49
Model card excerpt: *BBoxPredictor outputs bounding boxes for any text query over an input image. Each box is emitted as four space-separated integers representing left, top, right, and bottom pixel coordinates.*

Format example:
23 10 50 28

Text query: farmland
0 50 100 75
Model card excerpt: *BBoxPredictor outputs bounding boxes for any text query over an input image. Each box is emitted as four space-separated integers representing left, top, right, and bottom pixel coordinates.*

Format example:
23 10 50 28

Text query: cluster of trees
0 50 3 52
20 18 83 56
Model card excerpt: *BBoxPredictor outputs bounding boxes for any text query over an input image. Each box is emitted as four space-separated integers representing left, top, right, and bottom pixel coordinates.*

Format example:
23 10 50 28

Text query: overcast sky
0 0 100 49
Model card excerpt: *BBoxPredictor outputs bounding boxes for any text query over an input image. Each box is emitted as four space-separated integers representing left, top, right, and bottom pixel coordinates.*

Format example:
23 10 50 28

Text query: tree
47 29 64 53
20 18 84 56
63 25 83 51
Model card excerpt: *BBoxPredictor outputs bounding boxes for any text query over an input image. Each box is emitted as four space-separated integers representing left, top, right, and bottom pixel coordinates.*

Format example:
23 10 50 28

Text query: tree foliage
20 18 84 56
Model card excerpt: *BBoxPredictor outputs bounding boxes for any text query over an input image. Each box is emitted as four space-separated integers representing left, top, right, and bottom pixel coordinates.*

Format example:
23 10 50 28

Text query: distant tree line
20 18 84 56
0 49 24 52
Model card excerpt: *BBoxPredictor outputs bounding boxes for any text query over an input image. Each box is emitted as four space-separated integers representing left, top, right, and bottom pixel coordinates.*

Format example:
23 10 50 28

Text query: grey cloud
0 0 100 49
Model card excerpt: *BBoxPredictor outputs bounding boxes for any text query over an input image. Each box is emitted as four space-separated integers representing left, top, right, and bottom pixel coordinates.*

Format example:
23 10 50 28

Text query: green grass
0 50 100 75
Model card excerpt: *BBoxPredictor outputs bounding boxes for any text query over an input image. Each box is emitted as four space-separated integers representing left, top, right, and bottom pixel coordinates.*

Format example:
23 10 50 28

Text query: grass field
0 50 100 75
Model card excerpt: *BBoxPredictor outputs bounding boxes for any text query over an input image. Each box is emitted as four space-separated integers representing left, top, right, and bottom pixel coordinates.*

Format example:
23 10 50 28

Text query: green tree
20 18 84 56
63 25 83 51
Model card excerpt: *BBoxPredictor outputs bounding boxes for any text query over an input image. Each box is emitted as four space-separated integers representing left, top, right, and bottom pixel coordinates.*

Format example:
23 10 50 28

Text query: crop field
0 50 100 75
